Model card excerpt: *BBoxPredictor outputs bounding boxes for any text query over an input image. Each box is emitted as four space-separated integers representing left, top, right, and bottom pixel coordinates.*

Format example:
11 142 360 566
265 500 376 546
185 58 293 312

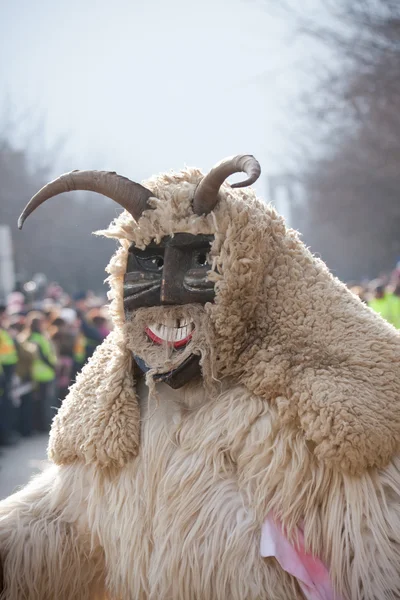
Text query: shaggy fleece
5 378 400 599
0 465 106 599
50 165 400 475
3 163 400 599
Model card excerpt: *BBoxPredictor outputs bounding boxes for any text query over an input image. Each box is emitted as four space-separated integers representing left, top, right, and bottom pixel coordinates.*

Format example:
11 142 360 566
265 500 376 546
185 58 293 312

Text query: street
0 434 49 500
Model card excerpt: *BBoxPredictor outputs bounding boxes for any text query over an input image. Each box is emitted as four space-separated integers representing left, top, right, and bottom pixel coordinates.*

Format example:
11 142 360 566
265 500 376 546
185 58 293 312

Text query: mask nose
160 246 190 305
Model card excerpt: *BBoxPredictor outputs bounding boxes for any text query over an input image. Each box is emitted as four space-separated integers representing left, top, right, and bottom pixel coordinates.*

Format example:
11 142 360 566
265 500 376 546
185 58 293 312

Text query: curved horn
193 154 261 216
18 170 155 229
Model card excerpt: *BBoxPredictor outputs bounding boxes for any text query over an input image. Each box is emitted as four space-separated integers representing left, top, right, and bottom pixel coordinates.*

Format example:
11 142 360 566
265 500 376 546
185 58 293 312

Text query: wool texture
1 163 400 599
0 465 106 599
49 329 139 468
53 165 400 475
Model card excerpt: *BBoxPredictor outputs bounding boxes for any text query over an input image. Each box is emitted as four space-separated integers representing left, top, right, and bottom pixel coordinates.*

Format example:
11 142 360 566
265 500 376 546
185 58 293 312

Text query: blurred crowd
0 283 111 447
349 262 400 328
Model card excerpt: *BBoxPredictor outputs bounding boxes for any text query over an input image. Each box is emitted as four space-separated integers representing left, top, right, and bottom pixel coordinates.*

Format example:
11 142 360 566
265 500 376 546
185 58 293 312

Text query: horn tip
17 215 25 230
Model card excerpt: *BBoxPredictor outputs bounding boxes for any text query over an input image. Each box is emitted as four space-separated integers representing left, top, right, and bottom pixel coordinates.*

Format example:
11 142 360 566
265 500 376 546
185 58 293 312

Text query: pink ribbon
260 514 343 600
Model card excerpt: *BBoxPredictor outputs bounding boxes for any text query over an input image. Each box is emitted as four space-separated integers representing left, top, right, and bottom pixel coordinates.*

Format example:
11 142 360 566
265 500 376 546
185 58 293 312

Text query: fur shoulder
48 331 139 468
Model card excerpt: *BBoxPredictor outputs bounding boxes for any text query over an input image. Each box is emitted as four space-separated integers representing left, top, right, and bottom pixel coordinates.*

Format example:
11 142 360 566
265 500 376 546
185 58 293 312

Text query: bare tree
0 113 117 294
267 0 400 280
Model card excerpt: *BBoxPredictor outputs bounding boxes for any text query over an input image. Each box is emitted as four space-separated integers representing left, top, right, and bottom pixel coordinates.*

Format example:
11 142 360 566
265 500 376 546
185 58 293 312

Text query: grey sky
0 0 314 200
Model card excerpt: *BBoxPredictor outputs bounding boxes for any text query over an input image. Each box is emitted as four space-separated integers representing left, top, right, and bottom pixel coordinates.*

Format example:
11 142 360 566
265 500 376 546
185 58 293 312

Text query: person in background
9 316 37 437
0 302 19 445
50 315 75 404
389 283 400 329
368 283 399 327
87 308 111 340
0 349 6 443
72 293 104 377
21 312 58 432
41 301 59 331
349 285 367 304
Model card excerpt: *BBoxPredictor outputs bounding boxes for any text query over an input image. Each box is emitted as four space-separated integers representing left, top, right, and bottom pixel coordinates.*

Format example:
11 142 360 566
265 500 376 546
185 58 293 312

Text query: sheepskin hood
49 165 400 475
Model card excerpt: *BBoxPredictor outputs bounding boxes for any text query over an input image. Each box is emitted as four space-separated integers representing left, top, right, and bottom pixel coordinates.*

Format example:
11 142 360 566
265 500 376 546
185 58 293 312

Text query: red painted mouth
145 320 194 349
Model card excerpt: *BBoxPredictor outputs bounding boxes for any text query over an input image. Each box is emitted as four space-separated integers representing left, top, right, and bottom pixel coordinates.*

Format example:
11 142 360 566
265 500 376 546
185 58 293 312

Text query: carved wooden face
123 233 215 388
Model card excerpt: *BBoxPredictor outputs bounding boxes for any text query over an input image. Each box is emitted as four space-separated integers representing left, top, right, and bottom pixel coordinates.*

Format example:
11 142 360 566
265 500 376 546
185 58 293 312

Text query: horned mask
18 155 260 389
19 154 400 477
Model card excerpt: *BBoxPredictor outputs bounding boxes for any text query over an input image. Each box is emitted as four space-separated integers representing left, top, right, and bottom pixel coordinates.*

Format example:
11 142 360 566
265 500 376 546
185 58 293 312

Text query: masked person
1 156 400 600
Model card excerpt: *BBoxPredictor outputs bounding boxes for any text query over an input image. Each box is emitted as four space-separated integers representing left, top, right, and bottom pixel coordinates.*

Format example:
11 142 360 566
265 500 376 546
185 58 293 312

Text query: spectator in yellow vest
0 302 19 445
9 316 38 437
368 283 400 329
21 312 58 432
389 284 400 329
368 284 397 326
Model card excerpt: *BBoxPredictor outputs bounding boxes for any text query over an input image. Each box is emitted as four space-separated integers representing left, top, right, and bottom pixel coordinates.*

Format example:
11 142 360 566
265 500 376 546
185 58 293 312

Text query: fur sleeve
0 465 106 599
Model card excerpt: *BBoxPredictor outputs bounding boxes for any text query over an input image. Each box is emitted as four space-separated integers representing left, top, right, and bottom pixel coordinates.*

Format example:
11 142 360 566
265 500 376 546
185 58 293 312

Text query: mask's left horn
18 170 155 229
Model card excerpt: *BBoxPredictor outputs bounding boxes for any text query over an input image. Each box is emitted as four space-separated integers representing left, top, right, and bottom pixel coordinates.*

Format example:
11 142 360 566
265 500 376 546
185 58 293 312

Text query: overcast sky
0 0 319 200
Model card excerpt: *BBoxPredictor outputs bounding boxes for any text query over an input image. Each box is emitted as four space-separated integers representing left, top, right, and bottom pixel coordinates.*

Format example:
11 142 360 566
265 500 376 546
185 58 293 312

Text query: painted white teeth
148 321 193 342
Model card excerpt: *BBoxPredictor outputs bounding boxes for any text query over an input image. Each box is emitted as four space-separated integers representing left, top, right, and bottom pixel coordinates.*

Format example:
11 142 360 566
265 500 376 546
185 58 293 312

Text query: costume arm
0 463 106 600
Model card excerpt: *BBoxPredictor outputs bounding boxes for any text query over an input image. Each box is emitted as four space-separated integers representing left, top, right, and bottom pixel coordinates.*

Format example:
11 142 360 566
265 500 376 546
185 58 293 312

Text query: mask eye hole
136 255 164 272
151 256 164 269
195 251 208 267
